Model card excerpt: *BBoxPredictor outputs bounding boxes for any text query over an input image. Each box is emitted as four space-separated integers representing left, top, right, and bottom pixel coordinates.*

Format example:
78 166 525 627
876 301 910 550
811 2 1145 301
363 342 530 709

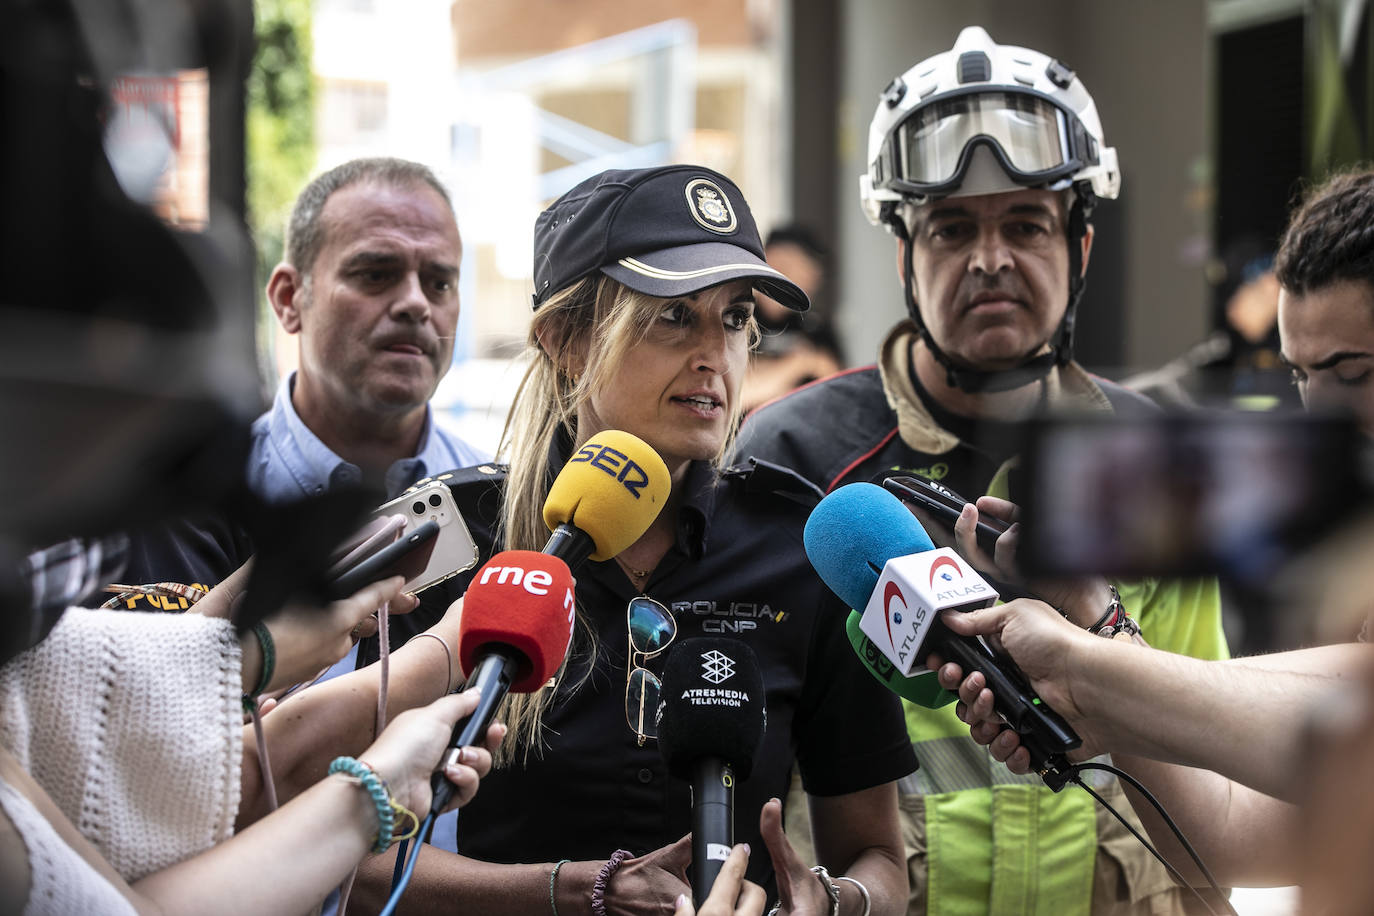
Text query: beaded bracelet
590 849 631 916
242 621 275 712
549 858 571 916
329 756 396 854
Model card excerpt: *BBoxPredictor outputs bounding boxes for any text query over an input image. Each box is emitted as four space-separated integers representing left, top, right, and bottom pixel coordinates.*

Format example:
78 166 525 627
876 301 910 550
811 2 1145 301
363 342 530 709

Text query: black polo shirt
394 453 915 888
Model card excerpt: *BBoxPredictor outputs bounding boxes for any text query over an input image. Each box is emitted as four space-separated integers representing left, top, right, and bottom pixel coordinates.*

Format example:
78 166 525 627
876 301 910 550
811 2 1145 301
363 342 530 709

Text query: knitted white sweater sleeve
0 608 242 882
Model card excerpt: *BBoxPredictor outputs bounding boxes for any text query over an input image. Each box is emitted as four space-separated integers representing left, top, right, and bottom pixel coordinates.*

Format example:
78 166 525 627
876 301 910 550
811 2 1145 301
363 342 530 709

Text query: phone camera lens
411 501 425 515
428 493 442 508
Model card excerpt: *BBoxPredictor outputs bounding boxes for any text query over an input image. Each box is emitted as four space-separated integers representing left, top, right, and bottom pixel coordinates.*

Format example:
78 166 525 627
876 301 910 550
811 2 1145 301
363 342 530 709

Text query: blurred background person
741 224 844 413
1275 168 1374 440
1124 235 1300 412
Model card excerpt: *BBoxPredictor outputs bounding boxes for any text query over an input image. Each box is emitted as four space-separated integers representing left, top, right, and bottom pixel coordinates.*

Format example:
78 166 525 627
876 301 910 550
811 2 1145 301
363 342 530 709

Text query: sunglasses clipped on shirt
624 595 677 746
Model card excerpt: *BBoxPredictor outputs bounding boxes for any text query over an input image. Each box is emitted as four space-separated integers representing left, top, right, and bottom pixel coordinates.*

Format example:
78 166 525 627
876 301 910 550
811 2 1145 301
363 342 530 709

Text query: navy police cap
531 164 809 312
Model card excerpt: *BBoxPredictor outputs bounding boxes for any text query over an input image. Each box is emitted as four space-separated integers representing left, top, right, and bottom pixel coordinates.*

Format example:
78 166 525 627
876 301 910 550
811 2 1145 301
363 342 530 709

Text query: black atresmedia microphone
657 637 766 906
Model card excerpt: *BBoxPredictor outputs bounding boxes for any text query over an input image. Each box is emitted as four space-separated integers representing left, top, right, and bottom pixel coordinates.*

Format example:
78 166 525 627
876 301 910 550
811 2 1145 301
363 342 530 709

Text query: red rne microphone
457 550 575 692
431 550 574 813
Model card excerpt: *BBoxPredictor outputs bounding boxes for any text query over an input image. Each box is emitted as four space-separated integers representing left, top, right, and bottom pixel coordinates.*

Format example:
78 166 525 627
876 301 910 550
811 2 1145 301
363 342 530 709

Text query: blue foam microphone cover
657 637 766 780
803 483 936 609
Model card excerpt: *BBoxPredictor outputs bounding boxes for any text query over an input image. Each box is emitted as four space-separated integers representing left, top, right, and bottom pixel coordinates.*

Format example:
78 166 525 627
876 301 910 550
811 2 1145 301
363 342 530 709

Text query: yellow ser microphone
542 430 671 566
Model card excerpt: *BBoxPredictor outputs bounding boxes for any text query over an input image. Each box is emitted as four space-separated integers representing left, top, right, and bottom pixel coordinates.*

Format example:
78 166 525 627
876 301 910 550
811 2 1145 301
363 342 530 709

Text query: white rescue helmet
860 26 1120 231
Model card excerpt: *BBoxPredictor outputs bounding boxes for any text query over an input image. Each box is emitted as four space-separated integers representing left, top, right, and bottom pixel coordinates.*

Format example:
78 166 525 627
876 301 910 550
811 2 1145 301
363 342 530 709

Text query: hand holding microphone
657 637 766 906
672 843 765 916
804 483 1081 789
431 431 671 813
356 688 502 818
932 598 1109 775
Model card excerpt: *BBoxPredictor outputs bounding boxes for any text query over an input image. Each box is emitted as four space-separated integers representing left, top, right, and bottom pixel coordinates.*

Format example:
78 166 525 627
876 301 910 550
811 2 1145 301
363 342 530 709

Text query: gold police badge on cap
684 178 737 234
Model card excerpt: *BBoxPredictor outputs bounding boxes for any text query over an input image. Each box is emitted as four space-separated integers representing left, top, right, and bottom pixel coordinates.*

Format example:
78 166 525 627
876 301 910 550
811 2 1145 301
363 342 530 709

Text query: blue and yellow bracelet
329 756 415 854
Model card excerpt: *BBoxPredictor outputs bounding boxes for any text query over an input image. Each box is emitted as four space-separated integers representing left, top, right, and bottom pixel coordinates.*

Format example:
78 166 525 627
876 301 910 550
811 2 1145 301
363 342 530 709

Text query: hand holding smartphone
321 478 480 603
880 475 1011 554
369 479 479 595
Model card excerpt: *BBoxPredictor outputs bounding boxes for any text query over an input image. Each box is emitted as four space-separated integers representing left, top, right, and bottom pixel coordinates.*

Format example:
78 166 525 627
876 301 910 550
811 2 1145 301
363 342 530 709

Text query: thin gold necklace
615 556 652 583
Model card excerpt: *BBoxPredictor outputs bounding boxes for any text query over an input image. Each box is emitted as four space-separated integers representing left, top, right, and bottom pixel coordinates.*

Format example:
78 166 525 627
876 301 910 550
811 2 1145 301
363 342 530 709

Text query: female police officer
352 165 915 916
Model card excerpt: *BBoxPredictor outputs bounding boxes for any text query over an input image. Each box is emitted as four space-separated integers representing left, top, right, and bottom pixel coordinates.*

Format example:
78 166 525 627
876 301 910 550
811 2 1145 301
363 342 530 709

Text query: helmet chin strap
897 191 1093 395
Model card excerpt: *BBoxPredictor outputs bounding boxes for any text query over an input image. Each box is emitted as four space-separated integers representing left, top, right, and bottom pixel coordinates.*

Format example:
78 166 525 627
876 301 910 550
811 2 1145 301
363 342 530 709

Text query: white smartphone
369 479 480 595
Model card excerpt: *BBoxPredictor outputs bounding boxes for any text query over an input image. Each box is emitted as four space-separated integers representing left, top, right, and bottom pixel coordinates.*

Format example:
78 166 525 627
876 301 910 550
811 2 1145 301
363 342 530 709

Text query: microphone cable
1066 761 1239 916
381 809 440 916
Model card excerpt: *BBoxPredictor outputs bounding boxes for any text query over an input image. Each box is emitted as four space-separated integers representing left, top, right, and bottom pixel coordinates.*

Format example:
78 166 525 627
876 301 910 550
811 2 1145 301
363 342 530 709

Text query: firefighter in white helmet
858 24 1120 393
740 26 1228 915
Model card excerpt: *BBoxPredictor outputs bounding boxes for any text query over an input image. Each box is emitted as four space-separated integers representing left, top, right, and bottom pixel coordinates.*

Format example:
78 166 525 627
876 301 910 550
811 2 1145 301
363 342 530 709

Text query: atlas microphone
430 550 575 814
657 637 766 907
432 431 670 814
804 483 1080 790
843 611 956 708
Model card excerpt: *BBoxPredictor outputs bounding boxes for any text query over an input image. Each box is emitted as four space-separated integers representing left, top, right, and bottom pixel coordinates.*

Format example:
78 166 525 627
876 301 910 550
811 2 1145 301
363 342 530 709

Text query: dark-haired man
738 27 1228 916
118 157 487 605
256 156 486 502
1276 169 1374 439
932 166 1374 900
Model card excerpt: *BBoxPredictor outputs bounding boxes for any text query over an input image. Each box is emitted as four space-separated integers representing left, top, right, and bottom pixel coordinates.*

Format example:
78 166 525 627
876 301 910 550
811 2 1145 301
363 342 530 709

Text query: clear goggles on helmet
882 90 1100 197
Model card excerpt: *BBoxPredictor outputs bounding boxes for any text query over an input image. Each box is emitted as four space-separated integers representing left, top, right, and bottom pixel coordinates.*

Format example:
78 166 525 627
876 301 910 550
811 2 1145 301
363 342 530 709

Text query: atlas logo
928 556 963 588
883 581 907 652
928 554 991 603
570 444 650 499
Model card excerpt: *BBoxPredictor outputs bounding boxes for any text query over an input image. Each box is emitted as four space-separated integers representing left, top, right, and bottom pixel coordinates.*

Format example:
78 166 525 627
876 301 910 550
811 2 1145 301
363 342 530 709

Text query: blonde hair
492 275 756 764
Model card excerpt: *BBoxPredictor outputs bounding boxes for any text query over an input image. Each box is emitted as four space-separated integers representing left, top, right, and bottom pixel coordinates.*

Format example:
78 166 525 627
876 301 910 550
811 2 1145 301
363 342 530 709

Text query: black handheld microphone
657 637 766 906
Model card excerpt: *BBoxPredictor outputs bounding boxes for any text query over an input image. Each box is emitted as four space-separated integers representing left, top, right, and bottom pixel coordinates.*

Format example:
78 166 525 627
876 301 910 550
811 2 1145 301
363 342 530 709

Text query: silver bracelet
834 876 871 916
766 864 842 916
811 865 841 916
406 632 455 694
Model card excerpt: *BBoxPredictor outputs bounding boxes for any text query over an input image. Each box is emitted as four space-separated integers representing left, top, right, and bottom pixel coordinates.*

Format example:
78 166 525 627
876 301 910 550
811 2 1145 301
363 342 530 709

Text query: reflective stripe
908 735 1120 793
616 256 787 281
